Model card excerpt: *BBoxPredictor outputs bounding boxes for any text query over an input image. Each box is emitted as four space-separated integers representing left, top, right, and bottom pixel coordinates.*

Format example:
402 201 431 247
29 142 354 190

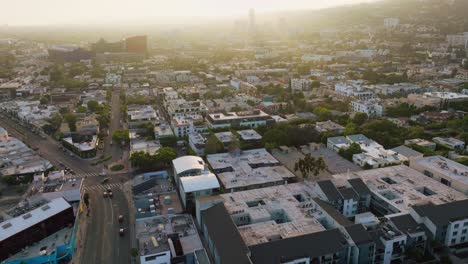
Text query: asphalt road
103 89 124 163
0 113 99 174
80 186 131 264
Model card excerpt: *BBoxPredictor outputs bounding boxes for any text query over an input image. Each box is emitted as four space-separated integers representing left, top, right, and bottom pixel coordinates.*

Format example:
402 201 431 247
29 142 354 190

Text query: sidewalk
71 205 90 264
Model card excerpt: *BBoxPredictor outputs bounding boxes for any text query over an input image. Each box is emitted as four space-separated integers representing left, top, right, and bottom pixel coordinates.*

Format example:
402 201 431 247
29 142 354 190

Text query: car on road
119 228 124 236
106 187 113 198
103 192 108 198
101 178 109 184
118 215 124 223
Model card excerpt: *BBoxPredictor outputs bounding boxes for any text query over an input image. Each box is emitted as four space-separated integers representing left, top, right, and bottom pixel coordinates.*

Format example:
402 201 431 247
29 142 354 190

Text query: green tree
138 122 155 139
313 106 332 121
130 151 153 168
64 113 77 132
353 112 368 125
361 120 406 148
40 96 50 105
87 100 100 113
311 80 321 88
344 122 359 135
47 113 63 131
408 126 426 139
155 147 177 166
205 134 224 155
77 106 87 113
338 142 362 161
263 129 288 149
112 129 130 144
83 192 90 208
294 154 327 179
130 248 138 258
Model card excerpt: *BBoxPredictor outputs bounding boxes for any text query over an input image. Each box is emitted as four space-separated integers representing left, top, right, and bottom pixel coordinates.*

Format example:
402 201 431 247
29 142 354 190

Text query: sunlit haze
1 0 375 26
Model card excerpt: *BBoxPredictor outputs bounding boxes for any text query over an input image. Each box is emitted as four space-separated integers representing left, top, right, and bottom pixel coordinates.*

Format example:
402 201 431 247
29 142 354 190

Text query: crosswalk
64 172 100 180
83 183 123 192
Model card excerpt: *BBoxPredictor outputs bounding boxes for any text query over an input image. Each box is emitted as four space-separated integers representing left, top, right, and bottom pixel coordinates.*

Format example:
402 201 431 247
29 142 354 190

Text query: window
453 232 458 236
451 239 456 244
462 230 467 234
423 170 433 178
455 224 460 229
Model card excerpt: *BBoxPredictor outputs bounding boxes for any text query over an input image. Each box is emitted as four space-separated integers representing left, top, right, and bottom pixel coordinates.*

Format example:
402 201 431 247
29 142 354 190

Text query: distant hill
270 0 468 33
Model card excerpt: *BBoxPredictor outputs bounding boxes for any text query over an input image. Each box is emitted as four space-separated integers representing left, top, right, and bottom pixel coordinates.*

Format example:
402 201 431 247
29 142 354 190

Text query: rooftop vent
22 213 32 219
41 205 51 211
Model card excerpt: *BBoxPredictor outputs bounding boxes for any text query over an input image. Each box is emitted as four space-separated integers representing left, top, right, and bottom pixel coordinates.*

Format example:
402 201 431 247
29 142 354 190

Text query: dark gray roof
313 198 353 227
327 136 349 146
348 178 372 196
249 229 348 264
347 134 372 144
345 224 374 245
317 180 343 202
391 145 422 158
389 214 423 234
412 200 468 227
201 203 251 264
339 187 359 200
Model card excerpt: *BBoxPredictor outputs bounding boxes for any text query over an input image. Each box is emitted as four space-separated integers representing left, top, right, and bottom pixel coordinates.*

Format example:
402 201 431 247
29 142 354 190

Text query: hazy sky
1 0 375 26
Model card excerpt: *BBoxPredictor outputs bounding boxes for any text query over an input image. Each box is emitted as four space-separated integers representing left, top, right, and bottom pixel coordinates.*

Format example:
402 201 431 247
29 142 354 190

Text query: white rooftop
172 156 206 176
411 156 468 184
424 92 468 100
237 129 262 141
179 173 220 193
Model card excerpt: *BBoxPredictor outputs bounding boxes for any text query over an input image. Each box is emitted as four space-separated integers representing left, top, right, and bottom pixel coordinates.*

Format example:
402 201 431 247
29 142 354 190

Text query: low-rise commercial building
315 120 345 134
136 214 208 264
0 197 75 261
207 148 296 192
351 100 383 118
432 137 465 150
332 165 467 215
404 138 437 151
206 110 272 129
410 155 468 195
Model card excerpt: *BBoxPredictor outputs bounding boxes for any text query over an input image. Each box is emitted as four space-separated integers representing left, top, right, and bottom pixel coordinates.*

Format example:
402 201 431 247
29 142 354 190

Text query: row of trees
261 123 321 150
130 147 177 170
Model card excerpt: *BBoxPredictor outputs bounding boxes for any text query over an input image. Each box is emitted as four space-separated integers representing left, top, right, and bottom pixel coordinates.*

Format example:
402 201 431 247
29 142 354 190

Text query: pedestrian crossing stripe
83 183 123 192
64 172 100 179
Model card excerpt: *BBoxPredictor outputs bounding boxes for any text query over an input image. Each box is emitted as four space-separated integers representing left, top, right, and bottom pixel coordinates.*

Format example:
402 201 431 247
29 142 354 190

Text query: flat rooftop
214 131 234 144
220 183 327 246
135 214 203 257
237 129 262 141
301 144 361 174
411 155 468 184
0 197 71 241
332 165 466 213
207 149 295 190
424 92 468 100
208 110 269 121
